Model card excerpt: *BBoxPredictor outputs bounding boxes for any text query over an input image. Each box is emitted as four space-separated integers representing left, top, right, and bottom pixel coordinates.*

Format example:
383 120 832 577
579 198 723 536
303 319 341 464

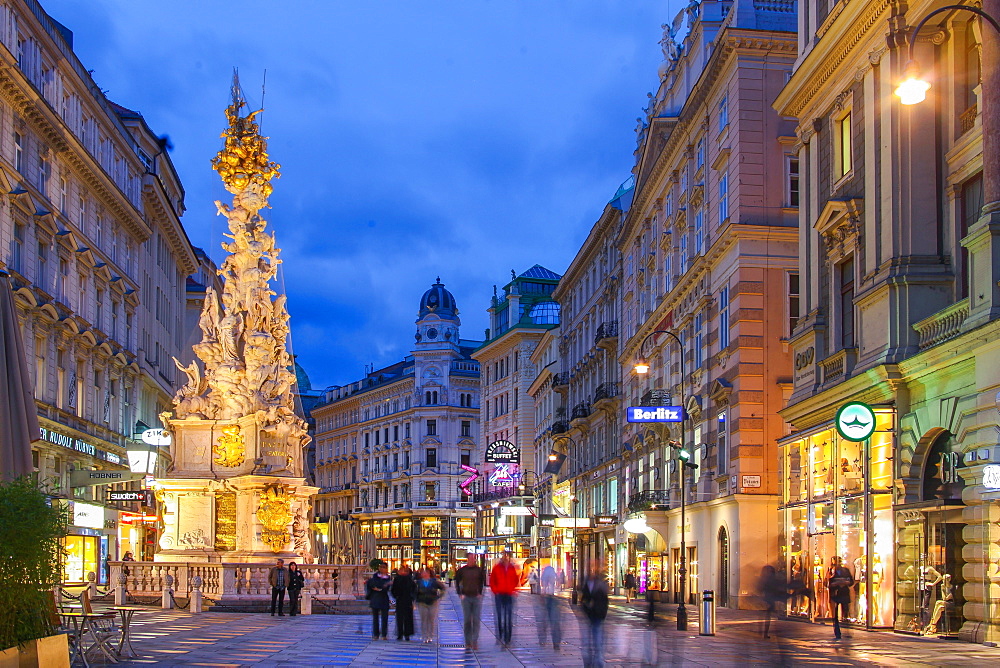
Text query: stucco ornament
165 72 309 456
257 485 293 552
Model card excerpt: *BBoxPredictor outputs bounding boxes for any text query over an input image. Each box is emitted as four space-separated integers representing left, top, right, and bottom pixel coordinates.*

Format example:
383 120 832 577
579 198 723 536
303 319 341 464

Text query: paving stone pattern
110 588 1000 667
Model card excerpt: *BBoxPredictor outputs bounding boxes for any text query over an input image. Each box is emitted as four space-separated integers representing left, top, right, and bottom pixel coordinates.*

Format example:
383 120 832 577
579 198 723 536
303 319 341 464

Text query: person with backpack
415 566 446 643
365 561 393 640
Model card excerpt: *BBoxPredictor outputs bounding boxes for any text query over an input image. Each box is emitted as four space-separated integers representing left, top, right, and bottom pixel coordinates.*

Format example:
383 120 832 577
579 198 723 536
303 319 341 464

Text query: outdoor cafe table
108 606 147 658
59 611 116 667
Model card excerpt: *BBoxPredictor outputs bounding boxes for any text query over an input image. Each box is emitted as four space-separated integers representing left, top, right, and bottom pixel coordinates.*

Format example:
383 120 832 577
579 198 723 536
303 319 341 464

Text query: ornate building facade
471 265 560 562
775 0 1000 641
311 280 481 571
0 0 195 579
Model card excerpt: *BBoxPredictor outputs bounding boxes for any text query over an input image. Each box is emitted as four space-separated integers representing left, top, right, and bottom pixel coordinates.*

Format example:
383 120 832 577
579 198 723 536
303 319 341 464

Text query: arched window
718 526 730 608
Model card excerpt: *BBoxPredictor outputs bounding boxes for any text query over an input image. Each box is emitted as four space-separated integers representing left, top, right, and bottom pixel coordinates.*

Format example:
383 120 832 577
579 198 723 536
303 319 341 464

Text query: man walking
538 563 562 650
455 553 487 650
268 558 288 616
489 550 519 647
826 556 854 640
581 560 609 667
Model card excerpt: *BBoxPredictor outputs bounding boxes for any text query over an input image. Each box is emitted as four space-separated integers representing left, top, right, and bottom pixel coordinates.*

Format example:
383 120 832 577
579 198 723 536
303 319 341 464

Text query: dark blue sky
45 0 679 390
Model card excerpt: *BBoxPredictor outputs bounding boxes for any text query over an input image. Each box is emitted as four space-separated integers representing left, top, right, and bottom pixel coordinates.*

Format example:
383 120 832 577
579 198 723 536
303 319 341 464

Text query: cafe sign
835 401 877 442
485 440 520 464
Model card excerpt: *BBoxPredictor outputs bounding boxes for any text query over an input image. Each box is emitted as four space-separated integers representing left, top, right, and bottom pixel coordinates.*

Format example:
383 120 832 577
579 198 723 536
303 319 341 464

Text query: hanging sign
626 406 684 423
70 469 145 488
485 440 520 464
983 465 1000 490
835 402 877 442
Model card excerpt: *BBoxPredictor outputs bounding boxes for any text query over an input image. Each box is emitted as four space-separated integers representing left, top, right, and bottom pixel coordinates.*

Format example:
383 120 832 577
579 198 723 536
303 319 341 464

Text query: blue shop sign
626 406 685 423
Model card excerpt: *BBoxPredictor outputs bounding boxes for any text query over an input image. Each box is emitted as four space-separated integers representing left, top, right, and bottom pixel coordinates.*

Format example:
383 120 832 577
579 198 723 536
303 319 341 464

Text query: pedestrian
415 566 446 643
624 571 637 603
446 564 456 587
758 564 788 638
581 560 609 667
121 551 135 577
557 569 566 591
538 564 562 650
826 556 854 640
489 550 519 646
391 565 416 640
365 560 392 640
287 562 305 616
268 558 288 616
455 553 487 650
528 567 540 594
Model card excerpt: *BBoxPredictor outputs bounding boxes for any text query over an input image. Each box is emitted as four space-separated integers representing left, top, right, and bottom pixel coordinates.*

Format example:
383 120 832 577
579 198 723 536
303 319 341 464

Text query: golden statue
257 485 293 552
214 424 245 468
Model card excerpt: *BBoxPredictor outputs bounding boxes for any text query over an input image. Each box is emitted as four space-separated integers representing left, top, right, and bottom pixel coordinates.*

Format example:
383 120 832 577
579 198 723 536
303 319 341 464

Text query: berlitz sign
626 406 684 423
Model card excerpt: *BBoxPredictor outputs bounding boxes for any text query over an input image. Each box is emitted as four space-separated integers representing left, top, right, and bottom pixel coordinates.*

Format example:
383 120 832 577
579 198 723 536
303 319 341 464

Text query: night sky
43 0 679 389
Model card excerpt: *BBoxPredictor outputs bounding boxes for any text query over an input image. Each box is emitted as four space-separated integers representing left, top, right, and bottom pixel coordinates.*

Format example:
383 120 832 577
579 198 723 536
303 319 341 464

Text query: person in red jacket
489 550 520 646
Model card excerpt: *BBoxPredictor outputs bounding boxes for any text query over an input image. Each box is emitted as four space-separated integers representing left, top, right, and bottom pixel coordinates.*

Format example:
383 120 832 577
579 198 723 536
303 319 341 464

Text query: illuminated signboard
485 440 520 464
489 463 519 487
835 402 877 442
73 502 105 529
626 406 684 423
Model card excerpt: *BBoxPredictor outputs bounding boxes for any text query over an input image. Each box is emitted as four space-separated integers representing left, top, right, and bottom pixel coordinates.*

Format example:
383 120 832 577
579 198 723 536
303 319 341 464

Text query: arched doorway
717 526 730 608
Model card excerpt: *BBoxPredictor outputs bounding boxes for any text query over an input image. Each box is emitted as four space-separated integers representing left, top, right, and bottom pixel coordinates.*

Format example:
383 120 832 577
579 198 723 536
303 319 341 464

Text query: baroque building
617 0 798 608
0 0 195 578
311 280 481 571
471 265 560 562
774 0 1000 641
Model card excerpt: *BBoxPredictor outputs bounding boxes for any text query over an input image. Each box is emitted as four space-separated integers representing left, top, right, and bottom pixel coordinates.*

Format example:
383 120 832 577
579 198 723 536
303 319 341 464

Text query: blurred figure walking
489 550 519 646
826 557 855 640
581 560 609 667
391 565 416 640
456 554 487 650
415 567 446 643
537 564 562 650
758 564 788 638
623 571 637 603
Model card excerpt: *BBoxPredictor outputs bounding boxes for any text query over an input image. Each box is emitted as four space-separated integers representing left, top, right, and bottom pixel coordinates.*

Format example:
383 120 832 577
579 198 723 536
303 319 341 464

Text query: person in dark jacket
415 567 447 643
365 561 393 640
455 553 487 650
286 562 305 616
581 560 609 667
623 571 637 603
758 564 788 638
391 565 416 640
826 556 855 640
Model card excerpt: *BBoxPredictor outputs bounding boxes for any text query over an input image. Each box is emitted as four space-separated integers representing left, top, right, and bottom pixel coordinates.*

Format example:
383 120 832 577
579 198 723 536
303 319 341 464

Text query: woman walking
391 565 416 640
415 567 446 643
287 562 305 616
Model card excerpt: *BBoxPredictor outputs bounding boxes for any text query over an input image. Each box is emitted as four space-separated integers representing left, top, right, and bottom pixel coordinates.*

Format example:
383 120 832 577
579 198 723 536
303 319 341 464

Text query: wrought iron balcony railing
594 321 618 345
594 382 620 403
571 401 592 421
627 490 671 513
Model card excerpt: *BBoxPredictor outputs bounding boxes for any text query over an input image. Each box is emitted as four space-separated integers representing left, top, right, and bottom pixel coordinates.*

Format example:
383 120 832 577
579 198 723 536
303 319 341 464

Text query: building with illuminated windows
0 1 196 581
470 265 560 563
774 0 1000 641
310 280 481 571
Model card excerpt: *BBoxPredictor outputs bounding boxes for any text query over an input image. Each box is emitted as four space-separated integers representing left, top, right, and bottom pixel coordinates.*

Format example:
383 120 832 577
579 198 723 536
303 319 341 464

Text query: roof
518 265 561 281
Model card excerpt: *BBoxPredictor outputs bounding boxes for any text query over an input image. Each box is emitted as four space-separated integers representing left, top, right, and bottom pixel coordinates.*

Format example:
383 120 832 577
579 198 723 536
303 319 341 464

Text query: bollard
301 589 313 615
162 574 174 610
699 590 716 636
114 573 127 606
190 576 203 614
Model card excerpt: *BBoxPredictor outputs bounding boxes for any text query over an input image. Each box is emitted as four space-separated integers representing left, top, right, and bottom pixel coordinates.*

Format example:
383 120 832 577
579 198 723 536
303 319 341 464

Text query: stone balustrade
109 561 367 601
912 299 970 350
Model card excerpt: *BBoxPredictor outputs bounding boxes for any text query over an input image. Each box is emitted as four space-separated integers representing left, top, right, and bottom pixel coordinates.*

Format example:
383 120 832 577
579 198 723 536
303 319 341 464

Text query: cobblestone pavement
106 588 1000 667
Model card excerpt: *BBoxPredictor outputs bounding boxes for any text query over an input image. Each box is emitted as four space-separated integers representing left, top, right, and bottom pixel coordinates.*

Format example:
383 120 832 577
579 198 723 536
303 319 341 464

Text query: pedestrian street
108 588 1000 667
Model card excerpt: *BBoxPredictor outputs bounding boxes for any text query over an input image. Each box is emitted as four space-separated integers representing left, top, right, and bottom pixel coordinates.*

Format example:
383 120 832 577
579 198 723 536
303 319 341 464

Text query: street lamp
632 328 692 631
895 4 1000 105
571 492 580 606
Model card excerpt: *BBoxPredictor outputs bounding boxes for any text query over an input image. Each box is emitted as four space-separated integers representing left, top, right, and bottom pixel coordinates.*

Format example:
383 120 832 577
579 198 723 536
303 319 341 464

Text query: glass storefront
779 409 896 629
64 534 102 584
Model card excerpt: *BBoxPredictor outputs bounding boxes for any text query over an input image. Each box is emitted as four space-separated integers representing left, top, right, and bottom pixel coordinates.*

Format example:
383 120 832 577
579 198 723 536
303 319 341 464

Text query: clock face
426 328 438 340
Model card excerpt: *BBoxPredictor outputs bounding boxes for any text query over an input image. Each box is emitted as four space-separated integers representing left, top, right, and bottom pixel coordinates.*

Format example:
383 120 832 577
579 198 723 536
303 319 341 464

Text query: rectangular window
679 233 688 275
59 177 68 215
960 173 983 299
405 422 411 438
788 273 800 336
461 450 471 467
717 412 728 474
718 172 729 223
837 112 852 179
14 132 23 173
393 425 399 441
718 95 729 130
839 258 855 348
694 209 704 255
424 483 437 502
461 420 471 437
694 311 704 367
426 419 436 436
10 221 25 273
696 138 705 169
719 286 730 349
38 155 50 196
426 448 437 469
664 254 673 293
37 241 47 291
787 156 800 207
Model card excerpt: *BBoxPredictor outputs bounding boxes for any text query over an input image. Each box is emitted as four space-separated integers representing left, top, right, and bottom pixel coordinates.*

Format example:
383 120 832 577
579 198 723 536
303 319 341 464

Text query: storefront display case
778 409 896 630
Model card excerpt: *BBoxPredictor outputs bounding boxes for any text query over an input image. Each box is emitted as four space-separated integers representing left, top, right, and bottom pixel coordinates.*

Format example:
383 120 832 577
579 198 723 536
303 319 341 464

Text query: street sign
626 406 684 423
835 402 877 442
140 428 171 446
741 475 762 488
70 469 145 488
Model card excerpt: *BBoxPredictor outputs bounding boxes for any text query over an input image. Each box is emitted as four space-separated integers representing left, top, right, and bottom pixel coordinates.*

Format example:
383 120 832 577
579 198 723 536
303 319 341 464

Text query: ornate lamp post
634 329 692 631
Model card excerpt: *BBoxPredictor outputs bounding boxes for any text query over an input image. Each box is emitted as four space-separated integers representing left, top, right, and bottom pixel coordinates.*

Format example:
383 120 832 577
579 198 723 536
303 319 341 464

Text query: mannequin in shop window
841 458 862 493
922 570 953 635
901 560 941 630
853 556 866 622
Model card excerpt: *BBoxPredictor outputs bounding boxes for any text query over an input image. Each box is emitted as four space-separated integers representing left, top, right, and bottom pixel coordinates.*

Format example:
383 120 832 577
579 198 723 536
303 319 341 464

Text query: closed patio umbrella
0 270 40 480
